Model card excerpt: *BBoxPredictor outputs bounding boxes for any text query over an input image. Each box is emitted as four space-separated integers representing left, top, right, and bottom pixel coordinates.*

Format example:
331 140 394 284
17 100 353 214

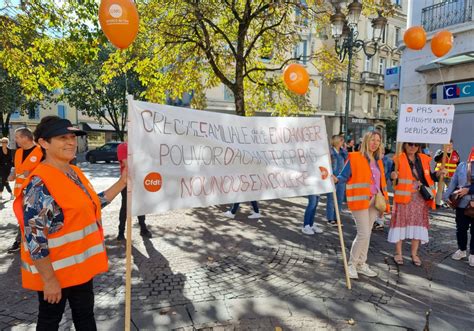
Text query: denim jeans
303 195 320 227
37 279 96 331
326 182 345 222
455 207 474 252
230 201 259 214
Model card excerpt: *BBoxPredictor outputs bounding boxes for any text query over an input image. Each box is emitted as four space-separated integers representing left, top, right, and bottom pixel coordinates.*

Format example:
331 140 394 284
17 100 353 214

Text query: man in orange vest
434 139 460 207
6 127 42 253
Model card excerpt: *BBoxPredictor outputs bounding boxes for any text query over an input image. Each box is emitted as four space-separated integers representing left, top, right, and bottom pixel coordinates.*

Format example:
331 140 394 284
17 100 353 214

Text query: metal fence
422 0 473 32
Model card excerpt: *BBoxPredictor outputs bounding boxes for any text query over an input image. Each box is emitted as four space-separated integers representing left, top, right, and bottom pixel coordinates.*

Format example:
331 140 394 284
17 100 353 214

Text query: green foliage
61 46 145 141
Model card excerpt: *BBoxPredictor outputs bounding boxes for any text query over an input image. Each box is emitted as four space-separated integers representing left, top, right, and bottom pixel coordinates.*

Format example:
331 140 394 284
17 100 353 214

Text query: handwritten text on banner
129 100 334 216
396 104 455 144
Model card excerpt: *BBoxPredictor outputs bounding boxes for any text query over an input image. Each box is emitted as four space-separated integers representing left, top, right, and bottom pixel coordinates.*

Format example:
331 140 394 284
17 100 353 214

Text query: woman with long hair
335 130 390 279
389 142 445 266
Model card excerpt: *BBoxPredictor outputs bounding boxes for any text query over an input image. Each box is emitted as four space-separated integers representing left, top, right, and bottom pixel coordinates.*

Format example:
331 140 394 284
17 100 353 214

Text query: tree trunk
234 83 245 116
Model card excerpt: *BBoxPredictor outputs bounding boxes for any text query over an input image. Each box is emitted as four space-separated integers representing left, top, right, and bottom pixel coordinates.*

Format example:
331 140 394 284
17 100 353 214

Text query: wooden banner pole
333 189 351 290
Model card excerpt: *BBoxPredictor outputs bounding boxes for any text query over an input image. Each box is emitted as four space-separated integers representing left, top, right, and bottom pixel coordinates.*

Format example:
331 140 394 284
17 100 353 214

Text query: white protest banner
396 104 455 144
128 99 334 216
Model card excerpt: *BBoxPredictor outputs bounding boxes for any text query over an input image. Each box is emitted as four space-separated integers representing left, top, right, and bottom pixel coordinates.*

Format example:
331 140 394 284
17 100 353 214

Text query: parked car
85 142 120 163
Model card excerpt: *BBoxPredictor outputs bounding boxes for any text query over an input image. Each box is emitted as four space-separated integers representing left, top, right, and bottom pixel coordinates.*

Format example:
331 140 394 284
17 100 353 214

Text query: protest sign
128 99 334 216
396 104 455 144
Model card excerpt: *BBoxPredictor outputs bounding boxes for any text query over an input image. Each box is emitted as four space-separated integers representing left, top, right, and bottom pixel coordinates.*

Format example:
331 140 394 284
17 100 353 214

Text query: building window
390 95 398 110
382 24 388 44
10 109 21 120
392 0 401 7
367 21 373 41
224 85 234 101
294 40 308 64
378 58 385 75
28 105 40 120
394 27 401 47
58 105 67 119
364 56 372 72
392 59 399 67
376 93 385 114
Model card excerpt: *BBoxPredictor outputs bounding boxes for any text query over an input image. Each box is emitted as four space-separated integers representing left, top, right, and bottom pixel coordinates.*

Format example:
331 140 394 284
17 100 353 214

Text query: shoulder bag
464 162 474 218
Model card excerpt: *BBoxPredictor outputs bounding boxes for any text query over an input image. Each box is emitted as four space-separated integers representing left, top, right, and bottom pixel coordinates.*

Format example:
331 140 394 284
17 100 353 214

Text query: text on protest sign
129 100 334 216
396 104 455 144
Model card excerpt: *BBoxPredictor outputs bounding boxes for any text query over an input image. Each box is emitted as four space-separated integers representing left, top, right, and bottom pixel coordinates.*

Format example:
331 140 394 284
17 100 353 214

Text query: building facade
401 0 474 159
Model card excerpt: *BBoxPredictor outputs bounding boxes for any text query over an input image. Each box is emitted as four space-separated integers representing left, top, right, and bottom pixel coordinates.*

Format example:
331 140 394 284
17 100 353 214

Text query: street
0 162 472 331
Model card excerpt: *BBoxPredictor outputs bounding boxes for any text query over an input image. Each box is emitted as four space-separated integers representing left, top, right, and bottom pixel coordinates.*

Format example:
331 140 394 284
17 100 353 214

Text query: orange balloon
99 0 139 49
431 30 453 57
283 63 309 95
403 26 426 50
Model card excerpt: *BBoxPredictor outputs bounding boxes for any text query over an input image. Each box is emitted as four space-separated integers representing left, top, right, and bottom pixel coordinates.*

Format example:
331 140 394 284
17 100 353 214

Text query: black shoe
140 228 152 238
116 233 125 241
7 241 20 253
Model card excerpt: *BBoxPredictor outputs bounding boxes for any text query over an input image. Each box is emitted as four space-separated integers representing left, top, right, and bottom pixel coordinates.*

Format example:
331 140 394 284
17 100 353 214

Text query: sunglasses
407 143 419 147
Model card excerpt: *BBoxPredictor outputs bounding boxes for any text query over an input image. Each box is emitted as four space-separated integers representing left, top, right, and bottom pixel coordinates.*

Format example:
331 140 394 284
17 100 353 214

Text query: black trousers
118 188 146 234
37 279 96 331
455 207 474 252
0 173 11 193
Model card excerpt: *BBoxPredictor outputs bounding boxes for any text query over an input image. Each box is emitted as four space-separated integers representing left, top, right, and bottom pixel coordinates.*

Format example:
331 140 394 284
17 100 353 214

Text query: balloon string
402 64 446 105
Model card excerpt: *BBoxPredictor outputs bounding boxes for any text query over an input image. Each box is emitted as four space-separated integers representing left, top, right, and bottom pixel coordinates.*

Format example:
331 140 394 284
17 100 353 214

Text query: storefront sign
437 81 474 104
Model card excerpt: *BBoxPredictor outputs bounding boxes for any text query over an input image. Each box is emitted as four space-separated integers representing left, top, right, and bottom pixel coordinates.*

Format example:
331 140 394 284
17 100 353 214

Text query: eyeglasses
407 143 419 147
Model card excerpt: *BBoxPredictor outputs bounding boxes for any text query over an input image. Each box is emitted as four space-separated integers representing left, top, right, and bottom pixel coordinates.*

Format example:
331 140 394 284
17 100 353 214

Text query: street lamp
330 1 387 140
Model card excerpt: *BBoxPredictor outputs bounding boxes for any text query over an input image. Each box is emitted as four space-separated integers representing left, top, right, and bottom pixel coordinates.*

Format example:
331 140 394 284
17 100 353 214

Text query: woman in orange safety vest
335 130 390 280
13 116 126 330
389 143 446 266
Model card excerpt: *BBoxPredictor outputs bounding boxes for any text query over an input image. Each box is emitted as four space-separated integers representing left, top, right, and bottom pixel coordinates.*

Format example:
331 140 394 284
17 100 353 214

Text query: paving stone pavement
0 163 473 330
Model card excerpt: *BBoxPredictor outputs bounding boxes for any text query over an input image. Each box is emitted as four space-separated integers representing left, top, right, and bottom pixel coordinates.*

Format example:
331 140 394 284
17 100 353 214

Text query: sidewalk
0 163 472 330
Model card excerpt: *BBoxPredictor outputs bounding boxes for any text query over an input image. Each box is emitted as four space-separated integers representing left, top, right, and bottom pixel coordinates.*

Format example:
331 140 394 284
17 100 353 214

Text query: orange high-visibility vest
435 150 460 178
13 146 43 197
346 152 390 212
13 163 108 291
394 153 436 209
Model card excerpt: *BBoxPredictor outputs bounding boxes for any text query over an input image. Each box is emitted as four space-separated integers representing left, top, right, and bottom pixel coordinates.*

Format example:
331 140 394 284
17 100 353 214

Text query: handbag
419 184 435 201
447 193 462 209
375 191 386 212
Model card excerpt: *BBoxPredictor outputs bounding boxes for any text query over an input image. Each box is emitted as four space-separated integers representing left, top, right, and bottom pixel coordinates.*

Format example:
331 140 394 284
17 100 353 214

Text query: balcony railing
360 71 384 86
422 0 473 32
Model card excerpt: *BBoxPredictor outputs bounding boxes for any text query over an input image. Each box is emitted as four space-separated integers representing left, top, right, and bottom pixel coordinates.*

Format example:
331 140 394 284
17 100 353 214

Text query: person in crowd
6 127 43 254
302 195 324 235
334 130 390 279
355 137 363 152
434 139 460 207
346 138 355 152
326 134 347 227
443 147 474 267
388 142 446 266
0 137 14 200
13 116 126 330
421 143 431 157
116 141 152 240
223 201 262 219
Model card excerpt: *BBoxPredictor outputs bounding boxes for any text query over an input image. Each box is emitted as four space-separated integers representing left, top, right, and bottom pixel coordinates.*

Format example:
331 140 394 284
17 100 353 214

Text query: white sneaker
348 264 359 279
312 224 323 234
248 212 262 219
469 255 474 267
357 263 378 277
223 211 235 219
451 249 467 260
302 225 315 235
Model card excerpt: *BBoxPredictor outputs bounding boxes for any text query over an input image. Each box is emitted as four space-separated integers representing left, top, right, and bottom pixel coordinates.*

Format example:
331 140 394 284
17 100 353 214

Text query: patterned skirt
388 191 430 244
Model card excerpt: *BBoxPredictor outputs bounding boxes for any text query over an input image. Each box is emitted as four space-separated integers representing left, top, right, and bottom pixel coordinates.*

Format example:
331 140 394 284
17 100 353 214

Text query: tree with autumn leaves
1 0 393 138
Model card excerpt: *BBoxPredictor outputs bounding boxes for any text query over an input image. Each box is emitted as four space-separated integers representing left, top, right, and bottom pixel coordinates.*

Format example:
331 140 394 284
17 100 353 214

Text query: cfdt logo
443 82 473 99
109 4 123 18
144 172 162 192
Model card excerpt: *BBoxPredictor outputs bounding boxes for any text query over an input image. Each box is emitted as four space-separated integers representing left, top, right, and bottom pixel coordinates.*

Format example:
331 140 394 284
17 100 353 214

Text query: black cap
39 119 86 139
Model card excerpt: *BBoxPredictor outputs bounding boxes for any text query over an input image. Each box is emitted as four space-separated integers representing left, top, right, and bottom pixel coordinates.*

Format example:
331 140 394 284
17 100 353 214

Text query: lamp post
329 0 387 140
